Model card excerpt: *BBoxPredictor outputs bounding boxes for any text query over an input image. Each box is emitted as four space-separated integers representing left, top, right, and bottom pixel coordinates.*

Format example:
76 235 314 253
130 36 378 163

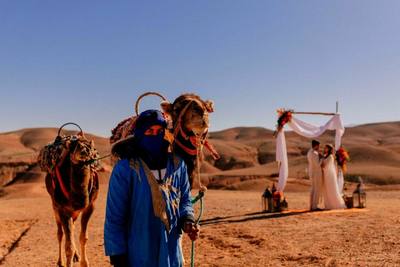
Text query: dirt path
1 182 400 266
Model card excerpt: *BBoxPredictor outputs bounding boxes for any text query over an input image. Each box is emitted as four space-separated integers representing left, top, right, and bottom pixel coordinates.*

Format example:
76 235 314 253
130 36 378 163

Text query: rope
172 100 195 140
83 153 111 166
190 143 206 267
190 196 203 267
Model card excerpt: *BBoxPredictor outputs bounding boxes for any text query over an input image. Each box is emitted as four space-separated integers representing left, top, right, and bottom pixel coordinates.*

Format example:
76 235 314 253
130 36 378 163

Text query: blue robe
104 156 194 267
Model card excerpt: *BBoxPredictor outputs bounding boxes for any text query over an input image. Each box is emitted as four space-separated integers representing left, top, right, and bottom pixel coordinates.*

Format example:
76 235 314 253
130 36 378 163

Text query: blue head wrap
134 110 169 170
133 110 167 139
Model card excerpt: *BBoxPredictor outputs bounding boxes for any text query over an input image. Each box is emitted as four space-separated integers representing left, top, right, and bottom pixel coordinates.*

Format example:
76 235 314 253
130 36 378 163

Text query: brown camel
163 93 219 187
41 135 99 267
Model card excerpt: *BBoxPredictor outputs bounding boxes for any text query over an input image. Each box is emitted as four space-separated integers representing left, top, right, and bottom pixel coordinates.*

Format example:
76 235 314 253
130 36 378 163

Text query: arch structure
275 113 345 192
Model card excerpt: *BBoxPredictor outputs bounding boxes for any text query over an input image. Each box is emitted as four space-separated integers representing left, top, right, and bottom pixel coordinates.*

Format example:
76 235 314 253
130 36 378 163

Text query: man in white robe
307 140 323 210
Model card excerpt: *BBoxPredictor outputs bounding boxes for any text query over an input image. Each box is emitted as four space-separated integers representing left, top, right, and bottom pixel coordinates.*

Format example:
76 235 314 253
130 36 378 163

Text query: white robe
307 148 323 210
321 155 346 210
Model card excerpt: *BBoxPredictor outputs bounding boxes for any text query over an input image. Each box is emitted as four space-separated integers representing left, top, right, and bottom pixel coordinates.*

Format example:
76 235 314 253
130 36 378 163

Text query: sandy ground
1 181 400 267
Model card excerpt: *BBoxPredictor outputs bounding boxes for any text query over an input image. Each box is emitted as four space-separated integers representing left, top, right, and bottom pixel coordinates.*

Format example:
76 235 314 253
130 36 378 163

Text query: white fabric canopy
275 114 345 192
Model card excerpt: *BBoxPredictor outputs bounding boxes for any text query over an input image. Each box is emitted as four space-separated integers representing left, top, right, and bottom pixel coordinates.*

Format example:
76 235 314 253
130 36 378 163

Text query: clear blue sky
1 1 399 137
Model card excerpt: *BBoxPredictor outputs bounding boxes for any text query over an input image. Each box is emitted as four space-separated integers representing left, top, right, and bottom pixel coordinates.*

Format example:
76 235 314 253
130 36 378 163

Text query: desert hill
1 121 400 188
206 122 400 188
0 128 110 161
0 128 111 187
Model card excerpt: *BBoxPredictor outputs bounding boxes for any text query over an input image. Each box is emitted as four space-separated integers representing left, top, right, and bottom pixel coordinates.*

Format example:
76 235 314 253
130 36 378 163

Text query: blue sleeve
104 160 132 256
179 162 194 221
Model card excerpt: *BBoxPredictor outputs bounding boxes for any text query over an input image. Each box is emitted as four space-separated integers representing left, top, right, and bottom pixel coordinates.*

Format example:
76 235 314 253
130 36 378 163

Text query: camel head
68 136 97 210
163 93 214 137
70 137 95 165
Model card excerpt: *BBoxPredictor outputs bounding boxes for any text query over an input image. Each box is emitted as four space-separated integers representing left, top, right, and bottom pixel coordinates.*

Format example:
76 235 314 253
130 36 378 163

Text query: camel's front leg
62 216 76 267
54 211 65 267
80 203 94 267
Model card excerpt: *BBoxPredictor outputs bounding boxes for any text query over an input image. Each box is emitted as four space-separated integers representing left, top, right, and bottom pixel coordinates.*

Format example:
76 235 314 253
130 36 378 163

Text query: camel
162 93 220 187
40 134 99 267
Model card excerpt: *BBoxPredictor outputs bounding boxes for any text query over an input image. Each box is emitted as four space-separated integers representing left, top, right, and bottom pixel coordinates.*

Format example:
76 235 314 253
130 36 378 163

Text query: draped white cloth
275 114 345 192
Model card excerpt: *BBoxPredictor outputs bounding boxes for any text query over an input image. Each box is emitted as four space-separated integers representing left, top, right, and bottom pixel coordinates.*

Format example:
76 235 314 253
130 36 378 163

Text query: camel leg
79 203 94 267
73 242 81 263
72 218 81 264
61 216 75 267
54 211 65 267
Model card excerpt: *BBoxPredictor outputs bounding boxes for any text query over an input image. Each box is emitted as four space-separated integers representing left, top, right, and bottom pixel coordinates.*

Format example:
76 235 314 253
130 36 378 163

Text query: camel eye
192 106 203 115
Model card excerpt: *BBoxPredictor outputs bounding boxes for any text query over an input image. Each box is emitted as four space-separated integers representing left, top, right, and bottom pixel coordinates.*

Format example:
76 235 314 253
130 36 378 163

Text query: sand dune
1 121 400 189
207 121 400 187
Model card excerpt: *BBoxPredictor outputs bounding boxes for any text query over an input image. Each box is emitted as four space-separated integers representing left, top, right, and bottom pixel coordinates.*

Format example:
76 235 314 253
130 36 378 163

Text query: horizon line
1 119 399 138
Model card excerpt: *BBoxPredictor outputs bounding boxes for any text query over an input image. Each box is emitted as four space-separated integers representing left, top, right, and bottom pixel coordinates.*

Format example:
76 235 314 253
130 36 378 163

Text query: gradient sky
0 1 399 137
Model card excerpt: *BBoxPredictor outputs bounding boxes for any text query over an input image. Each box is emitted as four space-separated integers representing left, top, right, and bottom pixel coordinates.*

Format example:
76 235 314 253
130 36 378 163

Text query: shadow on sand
200 208 367 226
200 209 311 226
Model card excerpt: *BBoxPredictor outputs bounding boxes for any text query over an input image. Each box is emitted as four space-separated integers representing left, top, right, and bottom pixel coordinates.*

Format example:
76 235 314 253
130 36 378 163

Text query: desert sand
1 123 400 266
1 177 399 267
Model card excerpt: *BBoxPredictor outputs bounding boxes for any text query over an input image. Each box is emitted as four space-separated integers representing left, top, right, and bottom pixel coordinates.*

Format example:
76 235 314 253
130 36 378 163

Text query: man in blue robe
104 110 199 267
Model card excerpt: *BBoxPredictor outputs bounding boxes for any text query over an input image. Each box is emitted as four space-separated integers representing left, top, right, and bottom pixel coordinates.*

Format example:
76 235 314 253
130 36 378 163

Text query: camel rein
189 128 206 267
83 154 111 166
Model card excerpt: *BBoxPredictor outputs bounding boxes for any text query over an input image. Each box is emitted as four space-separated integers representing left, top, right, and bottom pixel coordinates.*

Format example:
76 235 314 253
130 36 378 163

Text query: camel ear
90 140 95 147
160 101 173 115
204 100 214 113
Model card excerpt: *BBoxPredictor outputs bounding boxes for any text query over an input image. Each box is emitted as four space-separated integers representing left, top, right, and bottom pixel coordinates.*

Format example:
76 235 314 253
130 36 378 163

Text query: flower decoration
336 147 350 172
274 109 293 136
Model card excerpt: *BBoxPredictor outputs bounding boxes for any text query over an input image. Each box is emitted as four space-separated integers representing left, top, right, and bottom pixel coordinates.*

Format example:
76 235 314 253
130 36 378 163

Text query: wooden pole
279 102 340 116
292 111 336 116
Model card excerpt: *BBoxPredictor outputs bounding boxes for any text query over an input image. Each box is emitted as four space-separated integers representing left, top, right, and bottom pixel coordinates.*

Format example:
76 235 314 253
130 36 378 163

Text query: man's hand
183 221 200 241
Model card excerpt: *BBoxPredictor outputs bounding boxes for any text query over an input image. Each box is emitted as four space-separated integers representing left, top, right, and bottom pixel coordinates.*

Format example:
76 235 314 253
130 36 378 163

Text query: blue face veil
134 110 170 170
